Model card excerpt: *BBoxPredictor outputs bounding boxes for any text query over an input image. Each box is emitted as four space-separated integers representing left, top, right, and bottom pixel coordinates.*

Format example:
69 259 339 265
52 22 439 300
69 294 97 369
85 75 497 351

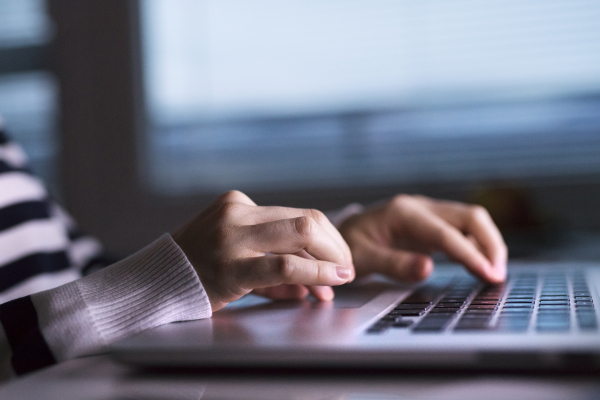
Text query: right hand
172 191 355 311
338 194 507 284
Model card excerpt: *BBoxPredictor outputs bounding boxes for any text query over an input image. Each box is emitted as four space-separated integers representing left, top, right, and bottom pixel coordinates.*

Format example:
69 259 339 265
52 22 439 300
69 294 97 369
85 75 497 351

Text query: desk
1 354 599 400
3 231 600 399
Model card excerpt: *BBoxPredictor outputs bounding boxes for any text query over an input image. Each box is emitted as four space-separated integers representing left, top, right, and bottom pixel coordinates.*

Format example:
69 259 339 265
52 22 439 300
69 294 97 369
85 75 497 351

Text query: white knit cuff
31 234 211 362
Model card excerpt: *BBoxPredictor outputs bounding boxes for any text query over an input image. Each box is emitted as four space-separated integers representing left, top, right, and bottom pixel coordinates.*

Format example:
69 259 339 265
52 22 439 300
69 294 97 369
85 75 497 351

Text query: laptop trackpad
222 281 399 312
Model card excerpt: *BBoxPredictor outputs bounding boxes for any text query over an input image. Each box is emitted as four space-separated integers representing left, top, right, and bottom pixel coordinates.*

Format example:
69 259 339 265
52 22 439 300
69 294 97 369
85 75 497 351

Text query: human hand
172 191 354 311
338 195 507 283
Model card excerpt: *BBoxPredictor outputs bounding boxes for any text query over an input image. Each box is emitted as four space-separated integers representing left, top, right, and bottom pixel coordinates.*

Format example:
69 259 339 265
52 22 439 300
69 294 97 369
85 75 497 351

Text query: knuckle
469 205 490 222
220 190 246 203
436 227 454 248
307 209 327 224
276 255 295 281
294 216 317 241
316 262 328 282
215 201 239 221
391 194 414 210
412 194 429 203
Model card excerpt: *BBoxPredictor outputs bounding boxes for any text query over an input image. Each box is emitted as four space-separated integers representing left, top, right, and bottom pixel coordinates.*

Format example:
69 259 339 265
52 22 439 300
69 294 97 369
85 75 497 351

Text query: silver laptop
112 261 600 370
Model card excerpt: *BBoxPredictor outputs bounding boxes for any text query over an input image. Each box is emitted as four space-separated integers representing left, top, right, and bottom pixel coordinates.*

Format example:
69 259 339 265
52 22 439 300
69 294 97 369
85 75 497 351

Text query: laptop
111 261 600 371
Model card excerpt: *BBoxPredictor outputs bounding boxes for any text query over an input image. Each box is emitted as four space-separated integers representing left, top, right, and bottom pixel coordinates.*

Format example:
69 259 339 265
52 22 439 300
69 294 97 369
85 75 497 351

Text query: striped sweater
0 128 211 381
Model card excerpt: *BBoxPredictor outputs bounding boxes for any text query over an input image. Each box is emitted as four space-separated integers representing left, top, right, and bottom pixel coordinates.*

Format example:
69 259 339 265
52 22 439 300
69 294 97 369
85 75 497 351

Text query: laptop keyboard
367 271 597 334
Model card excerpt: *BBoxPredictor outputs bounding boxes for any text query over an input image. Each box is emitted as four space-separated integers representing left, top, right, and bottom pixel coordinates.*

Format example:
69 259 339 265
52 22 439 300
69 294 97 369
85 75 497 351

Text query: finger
251 284 335 302
252 284 310 300
466 235 485 253
215 203 353 268
241 206 354 268
307 285 335 301
294 249 355 284
203 190 258 217
397 206 502 282
235 254 352 290
425 201 508 278
213 190 257 206
241 217 351 267
357 240 433 282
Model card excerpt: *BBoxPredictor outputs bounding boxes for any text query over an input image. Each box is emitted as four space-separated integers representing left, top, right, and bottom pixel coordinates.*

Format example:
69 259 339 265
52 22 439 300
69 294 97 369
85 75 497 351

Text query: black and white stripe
0 296 56 375
0 128 107 376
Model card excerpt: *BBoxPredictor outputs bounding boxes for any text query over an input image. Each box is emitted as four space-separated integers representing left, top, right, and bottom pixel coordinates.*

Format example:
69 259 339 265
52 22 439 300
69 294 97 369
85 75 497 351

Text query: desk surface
4 232 600 399
1 354 600 400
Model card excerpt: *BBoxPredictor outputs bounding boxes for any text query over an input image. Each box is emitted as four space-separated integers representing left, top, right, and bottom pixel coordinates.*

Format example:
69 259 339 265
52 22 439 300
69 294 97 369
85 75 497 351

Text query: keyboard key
367 321 391 334
538 305 570 310
496 322 529 332
537 311 570 317
403 289 440 304
536 324 570 332
435 302 465 307
428 308 460 314
413 314 453 327
443 297 469 302
454 323 490 331
459 315 491 321
413 321 452 332
575 301 594 306
464 309 494 314
395 304 429 310
389 309 425 317
578 318 598 330
392 319 414 328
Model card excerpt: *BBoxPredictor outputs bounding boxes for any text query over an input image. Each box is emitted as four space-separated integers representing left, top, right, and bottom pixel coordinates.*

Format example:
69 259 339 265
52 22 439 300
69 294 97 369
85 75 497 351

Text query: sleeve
0 234 212 380
0 127 212 380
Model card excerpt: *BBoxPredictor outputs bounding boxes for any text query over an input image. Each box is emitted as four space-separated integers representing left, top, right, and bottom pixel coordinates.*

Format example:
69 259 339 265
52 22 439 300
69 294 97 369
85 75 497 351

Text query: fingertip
411 255 434 281
320 291 335 302
477 259 506 284
336 265 352 282
255 284 310 300
310 285 335 301
294 284 311 298
487 249 508 283
491 262 507 283
347 263 357 283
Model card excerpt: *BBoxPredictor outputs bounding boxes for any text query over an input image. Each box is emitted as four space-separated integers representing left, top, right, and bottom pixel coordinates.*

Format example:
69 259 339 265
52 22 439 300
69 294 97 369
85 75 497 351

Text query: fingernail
336 265 351 280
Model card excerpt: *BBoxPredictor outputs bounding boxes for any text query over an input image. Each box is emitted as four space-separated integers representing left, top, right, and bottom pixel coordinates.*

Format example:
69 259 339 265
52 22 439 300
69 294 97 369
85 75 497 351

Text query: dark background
3 0 600 259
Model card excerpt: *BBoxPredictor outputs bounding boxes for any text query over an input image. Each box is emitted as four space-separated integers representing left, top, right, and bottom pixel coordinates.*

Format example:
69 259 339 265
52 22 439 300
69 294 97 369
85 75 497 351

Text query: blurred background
1 0 600 259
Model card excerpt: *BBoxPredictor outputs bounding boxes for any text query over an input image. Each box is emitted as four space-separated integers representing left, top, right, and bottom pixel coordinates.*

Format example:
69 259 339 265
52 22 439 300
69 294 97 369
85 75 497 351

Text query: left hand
338 195 508 283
